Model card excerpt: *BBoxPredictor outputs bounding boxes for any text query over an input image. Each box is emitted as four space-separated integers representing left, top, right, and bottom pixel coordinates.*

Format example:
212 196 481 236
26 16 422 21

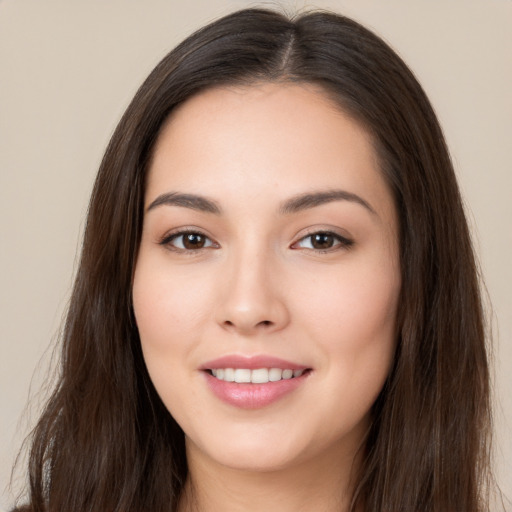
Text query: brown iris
310 233 336 250
182 233 207 249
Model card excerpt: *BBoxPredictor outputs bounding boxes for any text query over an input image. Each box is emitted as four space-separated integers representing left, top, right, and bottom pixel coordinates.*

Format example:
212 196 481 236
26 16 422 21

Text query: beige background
1 0 510 508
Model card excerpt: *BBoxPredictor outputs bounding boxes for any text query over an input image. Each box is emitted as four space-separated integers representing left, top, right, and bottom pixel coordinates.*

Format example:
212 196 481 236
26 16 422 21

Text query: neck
179 439 364 512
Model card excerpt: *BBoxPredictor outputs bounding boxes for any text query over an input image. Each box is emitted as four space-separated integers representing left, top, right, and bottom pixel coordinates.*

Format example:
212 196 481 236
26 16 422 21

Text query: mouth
207 367 308 383
201 355 312 409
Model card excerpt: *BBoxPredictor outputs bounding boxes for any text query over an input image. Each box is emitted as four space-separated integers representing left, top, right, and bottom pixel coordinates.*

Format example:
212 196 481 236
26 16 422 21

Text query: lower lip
204 371 309 409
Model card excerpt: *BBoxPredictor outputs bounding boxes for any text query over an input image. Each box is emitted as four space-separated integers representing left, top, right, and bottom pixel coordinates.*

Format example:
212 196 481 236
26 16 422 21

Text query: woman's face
133 83 400 472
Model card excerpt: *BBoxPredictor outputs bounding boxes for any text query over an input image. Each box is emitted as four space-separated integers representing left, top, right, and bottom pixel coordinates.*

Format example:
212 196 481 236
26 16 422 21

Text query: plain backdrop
1 0 511 508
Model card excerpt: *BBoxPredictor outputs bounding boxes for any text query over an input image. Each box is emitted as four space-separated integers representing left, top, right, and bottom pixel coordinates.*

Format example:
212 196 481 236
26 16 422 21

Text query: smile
201 355 311 409
210 368 304 383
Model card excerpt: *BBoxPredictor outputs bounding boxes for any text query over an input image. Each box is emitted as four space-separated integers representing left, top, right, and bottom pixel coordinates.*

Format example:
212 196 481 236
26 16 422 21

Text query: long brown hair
13 8 494 512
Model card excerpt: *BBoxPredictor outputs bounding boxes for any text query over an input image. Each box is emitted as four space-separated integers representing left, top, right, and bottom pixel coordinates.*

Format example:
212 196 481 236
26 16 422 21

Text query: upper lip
200 355 310 371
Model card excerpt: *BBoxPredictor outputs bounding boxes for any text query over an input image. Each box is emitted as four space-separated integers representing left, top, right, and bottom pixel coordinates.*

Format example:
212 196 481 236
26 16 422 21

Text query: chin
186 428 314 473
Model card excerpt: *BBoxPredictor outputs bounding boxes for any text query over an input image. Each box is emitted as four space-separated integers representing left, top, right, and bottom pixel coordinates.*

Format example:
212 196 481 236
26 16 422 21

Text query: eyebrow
146 188 376 216
146 192 222 214
279 189 376 216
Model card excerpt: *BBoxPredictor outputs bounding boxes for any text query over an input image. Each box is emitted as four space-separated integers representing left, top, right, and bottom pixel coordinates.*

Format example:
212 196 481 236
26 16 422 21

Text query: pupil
312 233 333 249
184 233 204 249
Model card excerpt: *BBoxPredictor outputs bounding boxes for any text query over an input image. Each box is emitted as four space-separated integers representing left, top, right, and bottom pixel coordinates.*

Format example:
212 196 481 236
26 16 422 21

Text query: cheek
131 258 205 391
132 259 213 417
297 253 400 394
303 263 398 338
132 259 211 349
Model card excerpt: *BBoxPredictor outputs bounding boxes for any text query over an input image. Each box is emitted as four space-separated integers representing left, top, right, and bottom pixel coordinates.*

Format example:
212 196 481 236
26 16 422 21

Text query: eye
292 231 353 252
160 231 217 251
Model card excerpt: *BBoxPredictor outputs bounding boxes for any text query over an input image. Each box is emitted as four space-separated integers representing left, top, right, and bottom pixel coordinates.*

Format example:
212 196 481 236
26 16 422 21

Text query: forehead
153 82 372 162
146 82 393 221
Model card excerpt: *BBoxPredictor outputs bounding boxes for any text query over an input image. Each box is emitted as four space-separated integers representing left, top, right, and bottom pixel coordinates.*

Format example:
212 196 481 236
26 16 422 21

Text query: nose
215 249 290 336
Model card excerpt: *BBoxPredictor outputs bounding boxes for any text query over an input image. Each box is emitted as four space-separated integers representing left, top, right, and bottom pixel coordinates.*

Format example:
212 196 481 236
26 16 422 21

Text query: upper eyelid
160 227 213 240
159 228 218 249
291 229 354 250
294 228 353 242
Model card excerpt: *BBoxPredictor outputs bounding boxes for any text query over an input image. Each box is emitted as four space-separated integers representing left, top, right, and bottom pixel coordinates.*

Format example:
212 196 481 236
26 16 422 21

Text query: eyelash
291 230 354 253
159 229 218 252
159 229 354 253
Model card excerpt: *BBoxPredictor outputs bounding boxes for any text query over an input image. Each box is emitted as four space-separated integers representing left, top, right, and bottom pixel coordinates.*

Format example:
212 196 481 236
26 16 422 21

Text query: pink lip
200 355 308 371
200 355 311 409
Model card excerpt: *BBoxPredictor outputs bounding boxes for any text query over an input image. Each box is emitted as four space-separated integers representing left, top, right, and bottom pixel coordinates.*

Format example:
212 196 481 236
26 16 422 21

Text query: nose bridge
217 238 288 334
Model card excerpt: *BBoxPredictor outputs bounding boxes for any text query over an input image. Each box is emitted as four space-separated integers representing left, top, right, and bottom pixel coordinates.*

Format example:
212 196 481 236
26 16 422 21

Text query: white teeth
224 368 235 382
210 367 306 383
234 369 251 383
268 368 282 382
251 368 269 383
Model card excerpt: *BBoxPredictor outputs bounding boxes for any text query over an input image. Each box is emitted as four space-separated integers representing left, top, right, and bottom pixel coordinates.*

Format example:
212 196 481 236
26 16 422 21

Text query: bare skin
180 437 364 512
133 82 399 512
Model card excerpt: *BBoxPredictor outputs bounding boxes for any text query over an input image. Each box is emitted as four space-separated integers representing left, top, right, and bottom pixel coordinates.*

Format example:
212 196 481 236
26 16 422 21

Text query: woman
12 7 496 512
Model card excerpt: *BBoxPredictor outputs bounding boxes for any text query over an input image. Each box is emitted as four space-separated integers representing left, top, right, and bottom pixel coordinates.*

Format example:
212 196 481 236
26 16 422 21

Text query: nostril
220 317 279 332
